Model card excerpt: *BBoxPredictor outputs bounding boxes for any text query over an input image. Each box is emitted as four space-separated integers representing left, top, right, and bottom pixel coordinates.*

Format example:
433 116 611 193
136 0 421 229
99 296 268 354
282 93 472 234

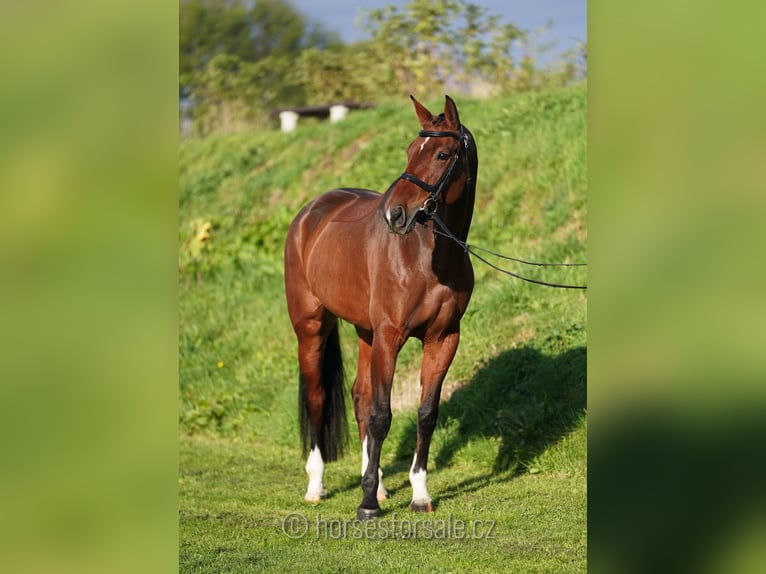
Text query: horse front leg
410 331 460 512
357 325 403 520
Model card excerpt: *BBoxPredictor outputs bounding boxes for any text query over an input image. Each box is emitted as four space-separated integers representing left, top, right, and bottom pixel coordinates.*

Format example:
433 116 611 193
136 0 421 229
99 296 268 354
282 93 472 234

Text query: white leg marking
377 467 389 501
360 437 369 476
409 454 431 504
361 437 389 501
304 446 325 502
419 136 431 154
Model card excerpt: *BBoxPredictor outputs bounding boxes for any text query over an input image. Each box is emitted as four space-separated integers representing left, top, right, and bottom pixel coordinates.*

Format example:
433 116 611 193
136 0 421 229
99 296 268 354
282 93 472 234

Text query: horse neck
446 184 474 241
431 179 475 267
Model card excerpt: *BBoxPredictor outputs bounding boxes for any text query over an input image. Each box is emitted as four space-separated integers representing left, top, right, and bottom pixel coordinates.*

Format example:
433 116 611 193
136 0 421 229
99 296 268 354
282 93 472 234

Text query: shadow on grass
330 345 586 505
392 345 586 490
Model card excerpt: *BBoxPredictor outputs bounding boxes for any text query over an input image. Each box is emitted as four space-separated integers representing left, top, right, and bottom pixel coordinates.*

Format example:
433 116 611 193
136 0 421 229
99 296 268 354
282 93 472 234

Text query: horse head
383 95 475 236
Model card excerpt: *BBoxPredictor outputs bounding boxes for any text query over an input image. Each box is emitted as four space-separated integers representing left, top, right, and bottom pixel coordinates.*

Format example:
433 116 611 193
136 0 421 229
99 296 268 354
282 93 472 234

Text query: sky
290 0 586 64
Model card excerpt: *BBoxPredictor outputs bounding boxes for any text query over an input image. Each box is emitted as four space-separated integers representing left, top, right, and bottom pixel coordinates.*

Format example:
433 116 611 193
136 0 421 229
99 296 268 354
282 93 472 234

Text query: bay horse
284 95 477 520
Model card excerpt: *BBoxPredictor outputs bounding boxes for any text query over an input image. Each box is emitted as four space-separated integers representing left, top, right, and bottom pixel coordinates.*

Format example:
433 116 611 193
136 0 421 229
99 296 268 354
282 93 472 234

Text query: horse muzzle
385 204 421 235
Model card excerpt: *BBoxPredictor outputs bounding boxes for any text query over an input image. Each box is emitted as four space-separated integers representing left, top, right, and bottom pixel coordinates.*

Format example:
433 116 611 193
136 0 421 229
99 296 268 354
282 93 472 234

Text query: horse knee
417 403 439 434
368 406 392 440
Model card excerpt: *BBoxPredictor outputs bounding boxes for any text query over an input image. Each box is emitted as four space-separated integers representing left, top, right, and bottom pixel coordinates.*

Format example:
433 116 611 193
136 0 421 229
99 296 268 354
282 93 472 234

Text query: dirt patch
391 371 467 413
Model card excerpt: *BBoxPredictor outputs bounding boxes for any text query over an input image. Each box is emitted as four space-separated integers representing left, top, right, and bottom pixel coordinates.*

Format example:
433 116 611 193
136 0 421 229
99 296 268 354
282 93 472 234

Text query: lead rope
429 211 588 290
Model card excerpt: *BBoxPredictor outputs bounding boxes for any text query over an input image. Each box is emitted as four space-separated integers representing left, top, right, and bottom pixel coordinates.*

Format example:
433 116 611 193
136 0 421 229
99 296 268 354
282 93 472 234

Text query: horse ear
410 95 435 128
444 95 461 128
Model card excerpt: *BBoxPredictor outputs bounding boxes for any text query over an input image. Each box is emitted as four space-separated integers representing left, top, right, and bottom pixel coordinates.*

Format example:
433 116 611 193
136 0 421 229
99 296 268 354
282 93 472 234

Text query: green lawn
179 83 587 572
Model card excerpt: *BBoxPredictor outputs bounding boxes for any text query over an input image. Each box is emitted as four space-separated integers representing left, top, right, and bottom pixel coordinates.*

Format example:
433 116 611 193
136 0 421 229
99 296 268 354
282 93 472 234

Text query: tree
180 0 252 80
180 0 341 134
181 0 584 135
356 0 526 97
180 0 340 77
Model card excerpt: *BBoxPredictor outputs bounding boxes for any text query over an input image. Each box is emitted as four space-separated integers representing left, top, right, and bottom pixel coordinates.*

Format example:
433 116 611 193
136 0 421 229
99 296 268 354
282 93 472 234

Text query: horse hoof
377 490 390 502
356 506 381 521
304 491 326 503
410 500 434 513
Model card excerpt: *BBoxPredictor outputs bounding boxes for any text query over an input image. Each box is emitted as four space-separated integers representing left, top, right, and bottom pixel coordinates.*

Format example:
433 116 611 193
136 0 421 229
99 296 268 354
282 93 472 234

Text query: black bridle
392 124 587 289
396 126 471 217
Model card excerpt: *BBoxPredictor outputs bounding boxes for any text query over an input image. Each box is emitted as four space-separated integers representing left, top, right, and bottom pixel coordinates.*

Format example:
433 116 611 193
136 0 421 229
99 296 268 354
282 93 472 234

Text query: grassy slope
179 84 587 572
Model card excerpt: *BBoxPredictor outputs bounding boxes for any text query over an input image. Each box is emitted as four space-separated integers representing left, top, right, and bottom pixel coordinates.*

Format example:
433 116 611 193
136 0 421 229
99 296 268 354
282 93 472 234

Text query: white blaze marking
304 446 325 501
409 454 431 503
419 137 431 154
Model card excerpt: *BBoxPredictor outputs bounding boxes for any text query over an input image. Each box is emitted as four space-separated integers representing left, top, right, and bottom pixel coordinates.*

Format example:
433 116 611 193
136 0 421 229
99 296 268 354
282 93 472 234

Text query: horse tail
299 321 348 462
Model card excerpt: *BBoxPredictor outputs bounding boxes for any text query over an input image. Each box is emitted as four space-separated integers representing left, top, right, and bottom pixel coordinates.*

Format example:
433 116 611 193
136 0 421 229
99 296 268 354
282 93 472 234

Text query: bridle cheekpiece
396 125 471 219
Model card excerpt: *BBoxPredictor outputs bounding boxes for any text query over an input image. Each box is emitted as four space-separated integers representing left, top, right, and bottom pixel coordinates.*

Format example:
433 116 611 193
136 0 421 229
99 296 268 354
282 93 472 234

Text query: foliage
180 0 341 134
292 0 586 105
357 0 524 96
180 0 253 80
287 0 530 104
293 44 397 104
179 218 212 283
180 0 586 136
185 52 297 136
180 0 340 81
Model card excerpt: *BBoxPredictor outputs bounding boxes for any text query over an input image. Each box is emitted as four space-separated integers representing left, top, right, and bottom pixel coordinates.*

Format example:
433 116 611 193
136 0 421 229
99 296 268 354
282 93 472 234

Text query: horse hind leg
298 322 326 502
304 441 324 502
297 317 348 502
352 328 389 503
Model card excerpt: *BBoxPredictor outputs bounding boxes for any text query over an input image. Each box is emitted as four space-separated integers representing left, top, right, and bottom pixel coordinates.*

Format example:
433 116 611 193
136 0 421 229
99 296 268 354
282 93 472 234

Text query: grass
179 83 587 572
180 426 586 573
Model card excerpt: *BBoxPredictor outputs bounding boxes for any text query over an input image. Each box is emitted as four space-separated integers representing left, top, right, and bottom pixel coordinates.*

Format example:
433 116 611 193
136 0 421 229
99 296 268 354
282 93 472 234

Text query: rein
430 211 588 290
397 125 587 290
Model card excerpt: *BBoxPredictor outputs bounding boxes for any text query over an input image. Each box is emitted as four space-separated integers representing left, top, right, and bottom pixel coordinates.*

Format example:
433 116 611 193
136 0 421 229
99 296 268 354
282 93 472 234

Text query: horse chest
374 279 466 335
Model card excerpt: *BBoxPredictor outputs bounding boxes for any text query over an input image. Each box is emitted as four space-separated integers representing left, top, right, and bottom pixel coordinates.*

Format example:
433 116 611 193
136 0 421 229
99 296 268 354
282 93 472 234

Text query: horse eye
437 152 449 160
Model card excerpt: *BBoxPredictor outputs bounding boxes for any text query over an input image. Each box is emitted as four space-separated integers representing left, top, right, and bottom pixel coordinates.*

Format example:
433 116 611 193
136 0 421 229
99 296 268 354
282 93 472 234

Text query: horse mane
429 111 479 209
460 125 479 239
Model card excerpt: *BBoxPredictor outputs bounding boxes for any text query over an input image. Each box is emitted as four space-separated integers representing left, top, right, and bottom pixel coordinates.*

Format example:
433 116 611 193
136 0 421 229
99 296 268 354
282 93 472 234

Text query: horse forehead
411 133 458 153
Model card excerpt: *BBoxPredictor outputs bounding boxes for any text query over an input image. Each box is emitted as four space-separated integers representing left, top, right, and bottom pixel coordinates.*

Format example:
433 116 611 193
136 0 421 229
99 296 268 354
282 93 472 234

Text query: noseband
396 126 472 218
